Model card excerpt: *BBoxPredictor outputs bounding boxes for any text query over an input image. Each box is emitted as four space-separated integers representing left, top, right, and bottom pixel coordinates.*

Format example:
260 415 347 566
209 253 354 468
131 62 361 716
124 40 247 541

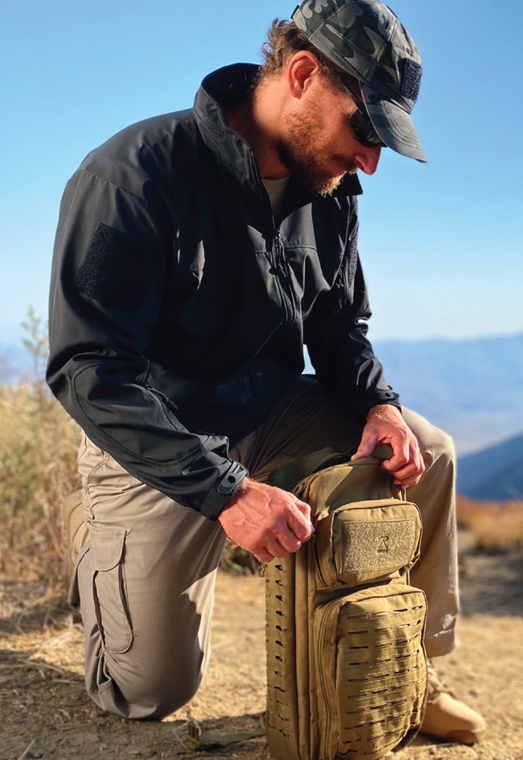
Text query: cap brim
361 84 427 163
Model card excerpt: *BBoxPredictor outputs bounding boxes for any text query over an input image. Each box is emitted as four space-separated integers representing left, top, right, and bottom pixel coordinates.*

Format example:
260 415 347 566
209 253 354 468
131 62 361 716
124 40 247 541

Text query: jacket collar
193 64 363 205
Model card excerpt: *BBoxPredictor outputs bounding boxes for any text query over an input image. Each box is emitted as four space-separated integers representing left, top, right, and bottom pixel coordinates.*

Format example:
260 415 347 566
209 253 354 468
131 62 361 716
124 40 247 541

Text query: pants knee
428 427 455 472
89 655 203 720
139 674 200 720
124 658 204 719
403 408 455 471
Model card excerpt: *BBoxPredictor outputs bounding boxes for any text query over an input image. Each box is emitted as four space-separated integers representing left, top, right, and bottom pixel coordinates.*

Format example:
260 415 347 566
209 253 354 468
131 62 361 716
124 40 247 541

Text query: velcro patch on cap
401 59 422 102
75 222 157 311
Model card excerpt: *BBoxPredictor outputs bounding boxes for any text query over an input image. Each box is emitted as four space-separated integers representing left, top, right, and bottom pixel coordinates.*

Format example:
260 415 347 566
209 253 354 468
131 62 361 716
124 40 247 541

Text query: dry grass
0 381 81 584
456 495 523 551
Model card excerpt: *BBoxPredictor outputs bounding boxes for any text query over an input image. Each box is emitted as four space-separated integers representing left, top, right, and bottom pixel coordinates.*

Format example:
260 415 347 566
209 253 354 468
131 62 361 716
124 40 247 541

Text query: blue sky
1 0 522 342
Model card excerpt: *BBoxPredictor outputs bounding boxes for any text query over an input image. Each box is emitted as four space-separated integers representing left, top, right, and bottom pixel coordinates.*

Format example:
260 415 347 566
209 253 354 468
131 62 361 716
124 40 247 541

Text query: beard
275 103 357 195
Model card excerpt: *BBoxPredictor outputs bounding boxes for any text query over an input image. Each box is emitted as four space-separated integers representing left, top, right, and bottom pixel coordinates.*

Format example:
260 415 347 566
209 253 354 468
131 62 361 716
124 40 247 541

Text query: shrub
0 310 81 583
456 495 523 551
0 383 81 582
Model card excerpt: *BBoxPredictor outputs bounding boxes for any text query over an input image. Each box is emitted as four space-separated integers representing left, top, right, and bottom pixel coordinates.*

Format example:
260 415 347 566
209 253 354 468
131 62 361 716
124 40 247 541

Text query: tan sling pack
265 451 428 760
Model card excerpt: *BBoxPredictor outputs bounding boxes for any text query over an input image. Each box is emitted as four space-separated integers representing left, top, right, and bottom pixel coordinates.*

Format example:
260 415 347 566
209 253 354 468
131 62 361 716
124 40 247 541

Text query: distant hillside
457 432 523 500
372 334 523 454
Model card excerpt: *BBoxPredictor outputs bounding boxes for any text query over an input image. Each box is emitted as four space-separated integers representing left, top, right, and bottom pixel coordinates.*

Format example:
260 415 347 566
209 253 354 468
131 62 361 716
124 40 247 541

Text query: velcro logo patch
401 59 422 102
377 536 390 553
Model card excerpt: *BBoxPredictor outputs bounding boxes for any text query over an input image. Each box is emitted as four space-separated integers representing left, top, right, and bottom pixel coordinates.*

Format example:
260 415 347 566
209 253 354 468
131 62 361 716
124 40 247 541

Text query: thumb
351 434 377 461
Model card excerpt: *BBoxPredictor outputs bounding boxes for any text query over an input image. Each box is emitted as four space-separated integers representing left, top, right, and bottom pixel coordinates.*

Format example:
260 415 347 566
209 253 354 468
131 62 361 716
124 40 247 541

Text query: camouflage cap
292 0 426 162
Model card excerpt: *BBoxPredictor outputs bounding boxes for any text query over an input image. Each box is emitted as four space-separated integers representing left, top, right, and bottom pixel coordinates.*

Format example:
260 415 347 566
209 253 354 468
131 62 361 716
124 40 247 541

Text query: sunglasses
342 85 386 148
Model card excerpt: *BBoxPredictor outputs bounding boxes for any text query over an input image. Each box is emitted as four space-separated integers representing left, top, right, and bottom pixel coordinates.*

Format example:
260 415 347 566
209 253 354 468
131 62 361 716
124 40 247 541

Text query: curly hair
259 19 361 95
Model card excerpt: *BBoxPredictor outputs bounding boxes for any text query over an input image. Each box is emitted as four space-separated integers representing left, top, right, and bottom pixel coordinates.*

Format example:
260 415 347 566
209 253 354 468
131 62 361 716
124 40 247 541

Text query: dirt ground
1 536 523 760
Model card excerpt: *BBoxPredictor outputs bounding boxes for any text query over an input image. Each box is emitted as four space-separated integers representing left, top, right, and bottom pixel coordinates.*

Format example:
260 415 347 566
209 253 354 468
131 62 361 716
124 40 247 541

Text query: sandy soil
1 540 523 760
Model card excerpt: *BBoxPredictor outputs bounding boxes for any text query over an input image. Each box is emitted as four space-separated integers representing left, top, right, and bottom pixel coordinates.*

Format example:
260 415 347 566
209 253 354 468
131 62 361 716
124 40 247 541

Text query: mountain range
456 432 523 501
371 334 523 456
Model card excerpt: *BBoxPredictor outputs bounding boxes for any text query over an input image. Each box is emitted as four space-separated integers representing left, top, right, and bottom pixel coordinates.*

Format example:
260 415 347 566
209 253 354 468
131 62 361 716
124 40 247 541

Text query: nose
354 145 382 175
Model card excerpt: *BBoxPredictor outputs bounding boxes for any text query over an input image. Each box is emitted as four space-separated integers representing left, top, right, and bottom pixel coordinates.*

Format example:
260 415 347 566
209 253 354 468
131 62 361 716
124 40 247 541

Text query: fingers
387 464 424 487
350 432 378 462
285 499 313 543
261 499 311 557
218 480 312 562
252 519 304 563
267 529 300 557
351 405 426 489
380 437 411 472
381 439 425 487
253 547 275 563
292 496 312 521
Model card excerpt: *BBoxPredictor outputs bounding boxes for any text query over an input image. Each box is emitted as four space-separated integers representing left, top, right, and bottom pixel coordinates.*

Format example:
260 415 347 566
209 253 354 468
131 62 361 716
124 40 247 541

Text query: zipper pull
272 231 285 273
145 384 178 411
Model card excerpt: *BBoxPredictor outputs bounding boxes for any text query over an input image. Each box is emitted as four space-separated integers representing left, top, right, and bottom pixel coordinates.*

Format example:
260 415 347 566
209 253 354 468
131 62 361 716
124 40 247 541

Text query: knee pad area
98 655 202 720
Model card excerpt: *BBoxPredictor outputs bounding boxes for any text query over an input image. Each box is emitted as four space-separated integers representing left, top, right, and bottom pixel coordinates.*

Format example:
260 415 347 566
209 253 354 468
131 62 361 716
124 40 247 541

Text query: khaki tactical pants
75 382 458 719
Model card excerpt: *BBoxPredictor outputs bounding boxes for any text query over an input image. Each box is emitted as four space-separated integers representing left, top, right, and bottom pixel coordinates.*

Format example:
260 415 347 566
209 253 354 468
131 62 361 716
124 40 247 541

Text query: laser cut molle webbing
266 554 301 759
335 587 427 759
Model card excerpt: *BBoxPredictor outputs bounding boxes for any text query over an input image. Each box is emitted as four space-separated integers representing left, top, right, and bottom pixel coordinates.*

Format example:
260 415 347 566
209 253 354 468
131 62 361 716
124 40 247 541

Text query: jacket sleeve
304 196 400 417
47 168 247 520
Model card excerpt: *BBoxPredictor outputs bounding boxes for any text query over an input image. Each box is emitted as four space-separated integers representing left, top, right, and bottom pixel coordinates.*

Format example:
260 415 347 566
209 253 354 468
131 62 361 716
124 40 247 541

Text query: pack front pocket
314 500 422 590
312 583 427 760
89 523 133 654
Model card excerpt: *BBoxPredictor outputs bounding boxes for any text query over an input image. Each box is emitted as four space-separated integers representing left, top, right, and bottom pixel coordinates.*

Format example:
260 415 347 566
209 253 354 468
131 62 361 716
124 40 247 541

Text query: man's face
275 77 382 195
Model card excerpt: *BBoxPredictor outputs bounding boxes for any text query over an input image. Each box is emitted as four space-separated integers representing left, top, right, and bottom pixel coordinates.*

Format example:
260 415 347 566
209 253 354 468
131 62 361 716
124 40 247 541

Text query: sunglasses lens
350 109 384 147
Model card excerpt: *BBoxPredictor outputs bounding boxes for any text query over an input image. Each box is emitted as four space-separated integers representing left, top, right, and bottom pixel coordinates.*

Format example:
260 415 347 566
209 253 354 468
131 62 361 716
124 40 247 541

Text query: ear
286 50 322 99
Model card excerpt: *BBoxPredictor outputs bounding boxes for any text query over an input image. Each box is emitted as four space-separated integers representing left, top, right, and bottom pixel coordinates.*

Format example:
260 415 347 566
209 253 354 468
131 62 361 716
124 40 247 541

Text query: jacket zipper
271 230 296 328
254 165 296 329
144 385 180 430
271 231 290 326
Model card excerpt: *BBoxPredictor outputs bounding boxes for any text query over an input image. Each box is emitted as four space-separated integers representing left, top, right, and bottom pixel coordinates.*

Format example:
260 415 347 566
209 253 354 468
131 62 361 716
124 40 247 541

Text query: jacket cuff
198 460 248 520
363 398 402 419
353 389 401 418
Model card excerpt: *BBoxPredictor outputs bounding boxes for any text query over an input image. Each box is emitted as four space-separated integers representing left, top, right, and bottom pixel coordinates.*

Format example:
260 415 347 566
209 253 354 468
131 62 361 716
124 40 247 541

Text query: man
47 0 485 745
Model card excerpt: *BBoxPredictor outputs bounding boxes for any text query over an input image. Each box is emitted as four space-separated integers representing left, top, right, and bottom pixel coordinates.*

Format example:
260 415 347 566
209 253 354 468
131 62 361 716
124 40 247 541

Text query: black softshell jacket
47 64 399 520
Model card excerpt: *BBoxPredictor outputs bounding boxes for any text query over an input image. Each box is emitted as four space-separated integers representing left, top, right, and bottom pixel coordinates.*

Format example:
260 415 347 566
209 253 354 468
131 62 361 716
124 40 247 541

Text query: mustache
334 156 358 175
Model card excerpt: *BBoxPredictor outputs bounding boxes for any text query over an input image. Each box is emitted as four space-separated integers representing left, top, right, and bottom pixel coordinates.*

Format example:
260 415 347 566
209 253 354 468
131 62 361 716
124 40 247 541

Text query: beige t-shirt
262 176 291 221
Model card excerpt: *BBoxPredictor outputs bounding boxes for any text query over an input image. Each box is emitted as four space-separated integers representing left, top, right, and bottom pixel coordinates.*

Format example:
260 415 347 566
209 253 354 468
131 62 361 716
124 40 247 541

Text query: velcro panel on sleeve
75 222 156 311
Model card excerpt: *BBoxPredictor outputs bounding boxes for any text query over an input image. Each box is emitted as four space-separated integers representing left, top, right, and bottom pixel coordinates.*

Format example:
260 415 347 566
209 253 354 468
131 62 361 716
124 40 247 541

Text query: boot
421 659 486 744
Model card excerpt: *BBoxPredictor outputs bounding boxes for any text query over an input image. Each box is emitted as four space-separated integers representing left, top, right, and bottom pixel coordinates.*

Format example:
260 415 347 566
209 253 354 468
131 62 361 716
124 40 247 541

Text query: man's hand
218 478 313 563
351 404 425 487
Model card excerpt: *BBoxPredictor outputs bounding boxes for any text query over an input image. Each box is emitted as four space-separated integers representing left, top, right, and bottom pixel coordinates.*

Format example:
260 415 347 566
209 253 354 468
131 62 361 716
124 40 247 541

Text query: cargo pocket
89 524 133 655
312 583 427 760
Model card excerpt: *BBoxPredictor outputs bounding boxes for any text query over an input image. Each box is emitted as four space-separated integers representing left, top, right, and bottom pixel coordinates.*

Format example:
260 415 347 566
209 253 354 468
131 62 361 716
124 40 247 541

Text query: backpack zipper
314 600 343 759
